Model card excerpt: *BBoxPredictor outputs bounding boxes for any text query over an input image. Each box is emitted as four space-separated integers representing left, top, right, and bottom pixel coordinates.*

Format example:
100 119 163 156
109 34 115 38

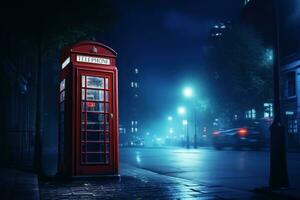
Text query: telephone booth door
77 70 116 175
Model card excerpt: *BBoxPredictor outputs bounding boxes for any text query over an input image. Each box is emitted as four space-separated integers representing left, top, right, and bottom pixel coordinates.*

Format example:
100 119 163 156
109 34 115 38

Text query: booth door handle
110 113 114 119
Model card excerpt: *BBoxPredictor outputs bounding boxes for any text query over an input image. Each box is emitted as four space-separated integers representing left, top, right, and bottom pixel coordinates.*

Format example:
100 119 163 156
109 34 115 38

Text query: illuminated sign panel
76 55 110 65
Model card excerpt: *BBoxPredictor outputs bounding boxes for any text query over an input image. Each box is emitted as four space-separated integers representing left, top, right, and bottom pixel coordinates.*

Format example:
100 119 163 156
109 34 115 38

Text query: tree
205 24 273 117
0 0 117 175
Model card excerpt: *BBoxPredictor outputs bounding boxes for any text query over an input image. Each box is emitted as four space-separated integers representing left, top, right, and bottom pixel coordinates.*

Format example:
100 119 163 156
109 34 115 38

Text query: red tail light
238 128 248 137
213 131 220 136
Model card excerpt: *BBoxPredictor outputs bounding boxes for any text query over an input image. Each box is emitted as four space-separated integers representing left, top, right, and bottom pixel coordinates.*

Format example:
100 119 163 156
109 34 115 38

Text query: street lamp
183 87 193 98
167 116 173 121
182 120 189 149
182 87 198 149
177 106 186 115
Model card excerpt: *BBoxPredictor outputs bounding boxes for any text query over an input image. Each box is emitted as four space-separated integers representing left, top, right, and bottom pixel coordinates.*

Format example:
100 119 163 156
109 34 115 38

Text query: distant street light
167 116 173 121
182 119 188 126
177 106 186 115
183 87 193 98
182 86 198 149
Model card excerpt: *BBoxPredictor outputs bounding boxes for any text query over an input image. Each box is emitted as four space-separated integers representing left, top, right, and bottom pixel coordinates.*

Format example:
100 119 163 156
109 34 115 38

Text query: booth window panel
86 113 104 123
106 154 110 163
60 102 65 112
86 102 104 112
105 91 109 102
86 153 105 163
81 102 85 111
84 123 104 131
60 91 65 102
86 143 104 152
82 89 104 101
87 76 104 89
80 131 108 141
60 79 65 92
82 76 86 87
105 78 109 89
87 89 104 101
106 143 110 152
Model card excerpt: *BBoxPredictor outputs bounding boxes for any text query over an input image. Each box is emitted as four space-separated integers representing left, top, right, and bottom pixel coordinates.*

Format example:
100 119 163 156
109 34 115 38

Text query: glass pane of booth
86 89 104 101
85 102 104 112
82 76 85 87
80 75 111 165
105 78 109 89
60 79 65 91
87 76 104 89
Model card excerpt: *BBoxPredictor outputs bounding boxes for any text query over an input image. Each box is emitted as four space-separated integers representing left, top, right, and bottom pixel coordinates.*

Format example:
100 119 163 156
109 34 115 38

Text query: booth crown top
66 41 117 57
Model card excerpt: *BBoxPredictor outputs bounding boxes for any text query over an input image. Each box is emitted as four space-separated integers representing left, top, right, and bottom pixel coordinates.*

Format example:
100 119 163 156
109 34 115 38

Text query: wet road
120 147 300 191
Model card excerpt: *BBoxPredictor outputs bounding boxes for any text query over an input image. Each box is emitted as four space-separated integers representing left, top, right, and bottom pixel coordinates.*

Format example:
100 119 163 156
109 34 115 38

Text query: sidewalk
1 164 299 199
0 167 39 200
39 163 296 200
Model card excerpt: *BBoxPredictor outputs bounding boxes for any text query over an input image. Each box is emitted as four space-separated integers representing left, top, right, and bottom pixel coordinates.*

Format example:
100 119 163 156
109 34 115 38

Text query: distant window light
131 128 134 133
134 94 139 98
131 82 134 88
214 25 219 28
286 111 294 115
221 25 226 29
135 82 138 88
135 121 138 125
264 103 273 118
234 114 238 120
245 109 256 119
135 128 138 132
134 68 139 74
131 121 134 126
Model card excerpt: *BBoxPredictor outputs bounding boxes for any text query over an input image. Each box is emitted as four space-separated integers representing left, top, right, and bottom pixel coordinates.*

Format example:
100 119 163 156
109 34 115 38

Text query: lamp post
178 106 189 148
182 119 189 149
183 87 198 148
269 0 289 188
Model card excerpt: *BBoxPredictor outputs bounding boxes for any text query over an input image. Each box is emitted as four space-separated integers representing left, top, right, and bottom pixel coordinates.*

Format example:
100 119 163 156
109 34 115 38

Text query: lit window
264 103 273 118
134 68 139 74
135 128 138 132
131 128 134 133
131 121 134 126
131 82 134 88
135 121 138 125
245 109 256 119
135 82 138 88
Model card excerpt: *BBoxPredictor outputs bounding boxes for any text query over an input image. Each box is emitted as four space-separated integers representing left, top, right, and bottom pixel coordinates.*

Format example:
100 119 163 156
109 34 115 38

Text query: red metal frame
58 41 119 176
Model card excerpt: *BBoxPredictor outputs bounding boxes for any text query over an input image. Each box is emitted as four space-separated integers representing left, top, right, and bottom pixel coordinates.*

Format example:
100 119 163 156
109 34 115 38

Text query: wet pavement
40 164 273 200
39 147 300 199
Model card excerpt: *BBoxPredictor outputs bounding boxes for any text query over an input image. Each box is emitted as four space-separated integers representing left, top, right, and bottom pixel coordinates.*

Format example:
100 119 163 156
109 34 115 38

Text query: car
211 125 265 150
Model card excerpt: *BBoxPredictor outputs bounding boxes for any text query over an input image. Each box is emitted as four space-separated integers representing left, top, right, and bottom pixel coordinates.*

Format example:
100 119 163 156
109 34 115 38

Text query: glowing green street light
177 106 186 115
183 87 193 98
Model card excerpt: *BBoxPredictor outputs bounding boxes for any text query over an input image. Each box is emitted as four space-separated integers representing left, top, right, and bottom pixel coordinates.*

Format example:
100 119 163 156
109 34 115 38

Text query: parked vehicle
211 122 266 150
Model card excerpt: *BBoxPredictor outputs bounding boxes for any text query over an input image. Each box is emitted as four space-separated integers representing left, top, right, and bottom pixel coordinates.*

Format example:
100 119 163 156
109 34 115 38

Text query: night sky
96 0 244 127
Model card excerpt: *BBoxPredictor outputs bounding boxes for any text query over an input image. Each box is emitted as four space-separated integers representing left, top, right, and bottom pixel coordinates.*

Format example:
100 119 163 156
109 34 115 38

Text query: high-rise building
129 67 140 135
210 21 231 40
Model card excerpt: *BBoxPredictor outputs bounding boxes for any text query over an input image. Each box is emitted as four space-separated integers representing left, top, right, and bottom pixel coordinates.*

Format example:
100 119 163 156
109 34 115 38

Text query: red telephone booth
58 41 119 177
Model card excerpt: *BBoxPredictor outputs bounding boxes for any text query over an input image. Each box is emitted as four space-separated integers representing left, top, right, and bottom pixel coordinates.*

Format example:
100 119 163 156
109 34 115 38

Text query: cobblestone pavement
39 164 286 200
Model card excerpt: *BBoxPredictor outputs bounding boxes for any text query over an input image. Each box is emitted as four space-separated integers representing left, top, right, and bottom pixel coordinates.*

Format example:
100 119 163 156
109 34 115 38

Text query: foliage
205 24 273 113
